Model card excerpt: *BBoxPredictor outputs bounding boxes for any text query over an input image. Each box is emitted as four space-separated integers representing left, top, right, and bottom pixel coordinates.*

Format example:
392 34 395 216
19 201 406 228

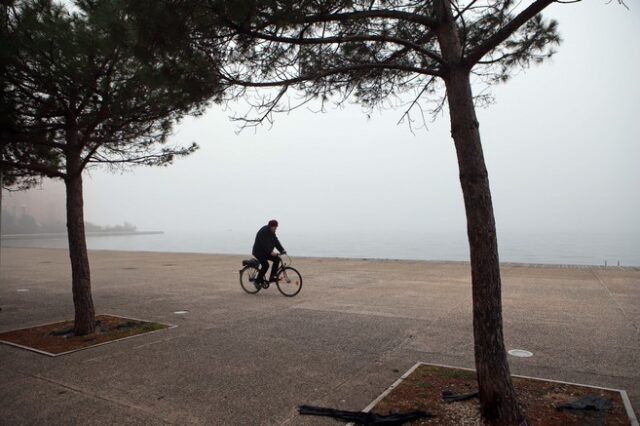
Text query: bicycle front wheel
239 265 261 294
275 266 303 297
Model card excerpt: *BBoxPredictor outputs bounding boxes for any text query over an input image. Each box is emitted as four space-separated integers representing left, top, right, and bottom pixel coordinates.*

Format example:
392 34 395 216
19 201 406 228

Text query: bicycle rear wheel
239 265 261 294
275 266 303 297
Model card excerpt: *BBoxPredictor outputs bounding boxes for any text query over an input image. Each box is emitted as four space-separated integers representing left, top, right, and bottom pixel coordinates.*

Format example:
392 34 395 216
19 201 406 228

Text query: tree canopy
201 0 562 127
0 0 222 181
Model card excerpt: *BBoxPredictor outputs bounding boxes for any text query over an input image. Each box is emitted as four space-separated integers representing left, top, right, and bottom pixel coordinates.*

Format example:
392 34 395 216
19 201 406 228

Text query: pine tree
1 0 221 335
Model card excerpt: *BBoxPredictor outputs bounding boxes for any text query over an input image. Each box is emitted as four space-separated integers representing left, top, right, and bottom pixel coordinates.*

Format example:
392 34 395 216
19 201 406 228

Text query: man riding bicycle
252 219 286 285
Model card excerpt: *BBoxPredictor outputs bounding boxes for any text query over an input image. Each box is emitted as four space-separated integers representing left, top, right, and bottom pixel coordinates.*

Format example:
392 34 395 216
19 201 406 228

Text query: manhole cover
508 349 533 358
173 310 190 315
17 289 30 292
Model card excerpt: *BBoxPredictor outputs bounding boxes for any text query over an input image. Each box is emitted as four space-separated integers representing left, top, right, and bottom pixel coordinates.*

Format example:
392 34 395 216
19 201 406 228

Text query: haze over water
3 229 639 267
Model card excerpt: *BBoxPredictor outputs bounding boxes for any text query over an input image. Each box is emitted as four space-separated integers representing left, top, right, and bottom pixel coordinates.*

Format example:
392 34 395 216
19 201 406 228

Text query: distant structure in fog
2 179 66 228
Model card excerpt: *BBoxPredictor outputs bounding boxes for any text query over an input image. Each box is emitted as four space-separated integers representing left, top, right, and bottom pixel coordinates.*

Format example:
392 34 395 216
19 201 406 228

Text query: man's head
268 219 278 232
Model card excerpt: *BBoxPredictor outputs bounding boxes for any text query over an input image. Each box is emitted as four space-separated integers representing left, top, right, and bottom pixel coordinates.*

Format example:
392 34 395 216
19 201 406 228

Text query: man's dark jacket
252 225 285 257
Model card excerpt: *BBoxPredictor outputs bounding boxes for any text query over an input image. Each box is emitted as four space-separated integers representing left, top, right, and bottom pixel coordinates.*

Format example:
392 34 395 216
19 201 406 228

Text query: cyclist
252 219 286 286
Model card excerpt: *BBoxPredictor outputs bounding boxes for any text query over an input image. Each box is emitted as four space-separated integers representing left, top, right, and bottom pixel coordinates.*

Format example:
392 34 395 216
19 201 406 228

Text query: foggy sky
82 3 640 237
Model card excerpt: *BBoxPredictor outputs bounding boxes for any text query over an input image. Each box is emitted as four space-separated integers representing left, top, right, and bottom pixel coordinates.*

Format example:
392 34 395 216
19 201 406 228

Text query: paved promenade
0 247 638 425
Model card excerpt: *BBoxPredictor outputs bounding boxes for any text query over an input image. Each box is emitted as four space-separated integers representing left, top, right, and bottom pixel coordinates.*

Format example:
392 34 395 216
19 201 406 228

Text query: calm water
2 229 639 267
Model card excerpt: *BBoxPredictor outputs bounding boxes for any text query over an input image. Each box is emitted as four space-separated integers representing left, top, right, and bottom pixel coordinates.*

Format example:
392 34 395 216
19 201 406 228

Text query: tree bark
434 2 524 424
445 69 523 425
65 152 95 336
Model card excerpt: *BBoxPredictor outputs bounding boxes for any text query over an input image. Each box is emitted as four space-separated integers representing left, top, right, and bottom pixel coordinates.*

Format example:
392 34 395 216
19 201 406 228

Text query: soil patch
372 364 632 425
0 314 170 355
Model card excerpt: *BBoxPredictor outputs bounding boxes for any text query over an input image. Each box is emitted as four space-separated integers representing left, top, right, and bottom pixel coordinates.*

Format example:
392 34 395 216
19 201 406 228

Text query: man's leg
268 254 280 281
255 255 269 283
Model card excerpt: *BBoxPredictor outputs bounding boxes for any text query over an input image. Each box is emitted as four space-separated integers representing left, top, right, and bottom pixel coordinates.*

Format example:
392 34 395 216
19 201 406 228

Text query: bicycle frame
239 253 302 297
277 254 291 270
243 254 289 280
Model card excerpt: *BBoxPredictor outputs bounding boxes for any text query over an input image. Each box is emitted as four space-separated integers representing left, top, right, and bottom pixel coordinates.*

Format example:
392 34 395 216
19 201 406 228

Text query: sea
2 229 639 267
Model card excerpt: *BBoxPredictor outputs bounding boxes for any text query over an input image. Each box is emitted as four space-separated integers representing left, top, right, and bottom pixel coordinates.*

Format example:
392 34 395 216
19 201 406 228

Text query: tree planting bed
0 314 172 356
364 363 636 425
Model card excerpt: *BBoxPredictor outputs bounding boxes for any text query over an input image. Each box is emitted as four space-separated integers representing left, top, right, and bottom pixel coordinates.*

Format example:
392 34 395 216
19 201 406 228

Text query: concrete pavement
0 247 638 425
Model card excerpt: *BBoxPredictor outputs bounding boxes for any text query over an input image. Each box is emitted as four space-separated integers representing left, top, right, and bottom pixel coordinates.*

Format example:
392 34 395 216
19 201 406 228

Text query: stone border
348 362 638 426
0 314 176 357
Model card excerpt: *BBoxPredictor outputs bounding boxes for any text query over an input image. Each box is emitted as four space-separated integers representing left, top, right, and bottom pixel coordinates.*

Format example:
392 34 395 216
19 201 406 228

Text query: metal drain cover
173 310 190 315
508 349 533 358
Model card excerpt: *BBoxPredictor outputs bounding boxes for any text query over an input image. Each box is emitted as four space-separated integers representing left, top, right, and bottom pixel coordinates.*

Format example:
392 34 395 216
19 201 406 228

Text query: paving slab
0 247 638 425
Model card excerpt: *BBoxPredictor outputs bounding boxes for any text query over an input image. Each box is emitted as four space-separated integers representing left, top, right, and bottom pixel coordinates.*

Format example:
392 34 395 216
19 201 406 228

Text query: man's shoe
254 279 262 290
269 276 278 282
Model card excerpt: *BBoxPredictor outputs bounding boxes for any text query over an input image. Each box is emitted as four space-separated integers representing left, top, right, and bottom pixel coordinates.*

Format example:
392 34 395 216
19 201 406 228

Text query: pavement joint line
347 361 639 426
82 351 125 363
133 336 181 350
291 305 435 321
590 268 640 339
330 362 379 394
200 309 288 330
11 370 183 426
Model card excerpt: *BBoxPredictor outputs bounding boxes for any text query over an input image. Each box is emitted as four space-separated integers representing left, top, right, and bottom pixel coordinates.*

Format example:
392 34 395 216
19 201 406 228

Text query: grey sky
82 2 640 236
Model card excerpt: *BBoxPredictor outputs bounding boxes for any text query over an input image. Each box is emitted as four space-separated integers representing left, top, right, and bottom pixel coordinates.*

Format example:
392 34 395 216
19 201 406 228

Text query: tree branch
3 138 69 153
0 159 65 179
229 25 445 65
232 84 290 127
298 9 438 29
221 62 442 89
397 77 436 127
211 4 438 31
79 141 104 172
464 0 556 66
86 151 180 165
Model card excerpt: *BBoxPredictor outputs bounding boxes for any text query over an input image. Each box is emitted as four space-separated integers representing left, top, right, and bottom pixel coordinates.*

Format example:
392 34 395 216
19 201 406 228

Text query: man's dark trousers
255 253 280 282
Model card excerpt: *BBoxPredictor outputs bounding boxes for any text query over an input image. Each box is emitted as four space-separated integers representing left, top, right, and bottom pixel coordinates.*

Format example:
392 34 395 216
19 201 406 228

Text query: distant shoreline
0 246 637 270
0 231 164 240
1 230 638 268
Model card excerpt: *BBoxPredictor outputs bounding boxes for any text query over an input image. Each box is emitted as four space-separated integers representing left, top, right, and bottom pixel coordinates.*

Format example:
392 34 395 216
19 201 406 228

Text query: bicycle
239 254 303 297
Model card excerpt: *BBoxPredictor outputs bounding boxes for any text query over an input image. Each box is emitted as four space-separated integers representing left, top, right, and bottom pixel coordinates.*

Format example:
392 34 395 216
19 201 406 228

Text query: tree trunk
445 69 523 425
65 153 95 336
434 2 524 424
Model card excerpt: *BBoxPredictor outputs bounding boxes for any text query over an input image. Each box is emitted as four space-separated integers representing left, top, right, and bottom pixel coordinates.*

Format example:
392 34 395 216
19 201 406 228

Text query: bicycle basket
242 259 260 267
